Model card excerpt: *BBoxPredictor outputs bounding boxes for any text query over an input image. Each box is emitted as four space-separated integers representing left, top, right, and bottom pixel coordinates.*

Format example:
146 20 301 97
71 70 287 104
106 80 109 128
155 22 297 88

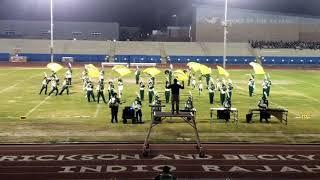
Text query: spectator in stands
154 166 176 180
250 40 320 50
167 79 184 114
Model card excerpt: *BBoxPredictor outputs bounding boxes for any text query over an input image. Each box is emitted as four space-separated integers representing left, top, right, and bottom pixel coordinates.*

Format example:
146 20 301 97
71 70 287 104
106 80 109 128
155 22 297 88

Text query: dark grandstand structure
0 2 319 65
192 4 320 42
0 20 119 41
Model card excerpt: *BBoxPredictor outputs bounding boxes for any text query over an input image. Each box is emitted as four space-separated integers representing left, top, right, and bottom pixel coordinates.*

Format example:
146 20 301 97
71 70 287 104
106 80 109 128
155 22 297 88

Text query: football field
0 67 319 144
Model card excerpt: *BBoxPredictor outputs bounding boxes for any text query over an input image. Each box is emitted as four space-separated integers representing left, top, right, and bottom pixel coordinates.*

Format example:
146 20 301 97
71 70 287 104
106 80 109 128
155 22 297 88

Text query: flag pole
223 0 228 69
50 0 54 63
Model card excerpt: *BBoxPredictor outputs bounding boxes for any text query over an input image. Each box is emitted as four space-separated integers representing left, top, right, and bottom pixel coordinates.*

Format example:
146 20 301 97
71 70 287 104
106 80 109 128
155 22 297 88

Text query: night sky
0 0 319 32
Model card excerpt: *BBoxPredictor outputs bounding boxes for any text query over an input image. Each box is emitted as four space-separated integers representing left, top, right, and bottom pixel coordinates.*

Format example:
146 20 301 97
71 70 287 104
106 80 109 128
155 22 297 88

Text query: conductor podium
142 111 204 157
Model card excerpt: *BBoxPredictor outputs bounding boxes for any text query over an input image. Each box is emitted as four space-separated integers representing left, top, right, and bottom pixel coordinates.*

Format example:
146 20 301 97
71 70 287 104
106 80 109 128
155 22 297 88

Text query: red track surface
0 143 319 179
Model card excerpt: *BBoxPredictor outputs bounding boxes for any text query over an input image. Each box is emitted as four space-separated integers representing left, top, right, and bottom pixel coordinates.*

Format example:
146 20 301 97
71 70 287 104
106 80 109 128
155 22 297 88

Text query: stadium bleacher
0 39 319 65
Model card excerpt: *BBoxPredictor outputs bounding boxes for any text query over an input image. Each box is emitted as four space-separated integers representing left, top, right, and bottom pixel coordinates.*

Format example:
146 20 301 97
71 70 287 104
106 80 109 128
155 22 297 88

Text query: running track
0 143 319 179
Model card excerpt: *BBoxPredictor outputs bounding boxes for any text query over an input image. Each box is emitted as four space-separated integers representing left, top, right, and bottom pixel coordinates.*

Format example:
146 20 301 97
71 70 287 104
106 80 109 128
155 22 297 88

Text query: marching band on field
39 64 272 123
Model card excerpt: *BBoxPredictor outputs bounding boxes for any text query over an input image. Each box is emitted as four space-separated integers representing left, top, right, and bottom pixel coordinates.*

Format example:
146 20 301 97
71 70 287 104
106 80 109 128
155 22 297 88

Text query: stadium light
223 0 228 68
50 0 54 63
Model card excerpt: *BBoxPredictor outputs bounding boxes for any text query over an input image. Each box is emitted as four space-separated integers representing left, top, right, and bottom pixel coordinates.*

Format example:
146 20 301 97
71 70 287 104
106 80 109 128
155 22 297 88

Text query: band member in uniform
39 76 49 95
266 76 272 97
165 81 170 103
222 95 232 122
262 79 268 98
135 66 140 85
59 78 70 95
109 93 120 123
258 96 270 123
51 72 60 85
205 74 211 88
81 68 88 83
97 81 107 103
151 77 155 86
187 69 192 86
167 79 184 114
65 69 72 85
227 80 233 99
208 82 215 104
168 64 173 84
132 96 143 123
148 80 154 104
117 78 124 99
191 76 196 90
83 76 90 91
99 70 105 84
219 83 227 105
184 95 194 112
216 77 222 91
198 80 203 95
108 80 115 100
248 78 255 97
48 78 59 96
139 81 145 101
86 81 96 102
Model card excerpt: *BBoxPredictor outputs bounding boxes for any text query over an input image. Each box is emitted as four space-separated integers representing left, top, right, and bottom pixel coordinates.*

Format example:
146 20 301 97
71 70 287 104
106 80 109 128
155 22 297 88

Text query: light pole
223 0 228 68
50 0 54 63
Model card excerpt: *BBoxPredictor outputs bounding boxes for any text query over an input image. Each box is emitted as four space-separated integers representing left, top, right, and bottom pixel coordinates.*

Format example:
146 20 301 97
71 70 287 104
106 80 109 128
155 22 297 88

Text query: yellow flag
114 67 131 77
47 63 63 72
143 67 161 77
85 64 100 78
112 65 126 71
199 64 211 75
187 62 201 72
217 65 230 77
249 62 265 75
173 69 188 81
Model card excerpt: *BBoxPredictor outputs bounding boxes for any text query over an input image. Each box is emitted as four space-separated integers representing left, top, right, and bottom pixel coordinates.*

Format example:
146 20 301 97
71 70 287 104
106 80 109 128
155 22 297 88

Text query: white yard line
234 84 299 117
274 73 320 88
0 71 17 76
94 104 101 118
269 101 300 117
25 96 51 117
0 74 41 94
277 86 320 103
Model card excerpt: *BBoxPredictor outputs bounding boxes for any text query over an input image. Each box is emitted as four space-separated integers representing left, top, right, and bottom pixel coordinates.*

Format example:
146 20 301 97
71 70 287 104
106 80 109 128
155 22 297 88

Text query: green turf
0 67 319 144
